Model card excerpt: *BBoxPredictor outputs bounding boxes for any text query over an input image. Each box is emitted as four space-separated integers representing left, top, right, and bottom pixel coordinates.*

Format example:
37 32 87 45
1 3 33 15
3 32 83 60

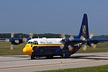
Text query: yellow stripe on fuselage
32 44 62 47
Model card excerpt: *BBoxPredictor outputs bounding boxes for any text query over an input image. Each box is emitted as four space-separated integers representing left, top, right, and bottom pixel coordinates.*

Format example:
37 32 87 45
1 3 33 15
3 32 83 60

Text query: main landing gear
31 55 54 59
61 53 71 58
46 55 53 59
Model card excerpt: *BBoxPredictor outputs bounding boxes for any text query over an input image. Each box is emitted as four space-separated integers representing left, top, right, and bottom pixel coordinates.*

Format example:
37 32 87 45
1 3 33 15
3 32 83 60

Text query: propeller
5 38 10 42
80 36 86 41
81 45 87 51
4 32 34 50
91 43 97 49
68 45 73 51
61 34 66 39
11 32 14 38
88 33 97 49
10 32 14 50
69 36 74 40
80 33 96 51
60 38 72 52
22 37 27 42
21 33 34 43
4 32 14 50
89 33 94 39
29 33 34 39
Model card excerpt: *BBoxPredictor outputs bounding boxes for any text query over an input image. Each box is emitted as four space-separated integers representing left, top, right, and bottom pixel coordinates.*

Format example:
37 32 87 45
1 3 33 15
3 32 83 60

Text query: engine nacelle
10 39 23 45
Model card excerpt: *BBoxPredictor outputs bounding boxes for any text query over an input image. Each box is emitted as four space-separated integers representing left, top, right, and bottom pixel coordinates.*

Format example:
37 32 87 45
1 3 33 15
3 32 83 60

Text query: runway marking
0 59 107 70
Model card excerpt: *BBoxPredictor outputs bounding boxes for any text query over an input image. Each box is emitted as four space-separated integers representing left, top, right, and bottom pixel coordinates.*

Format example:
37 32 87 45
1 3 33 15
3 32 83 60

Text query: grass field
0 41 108 55
0 41 25 55
37 65 108 72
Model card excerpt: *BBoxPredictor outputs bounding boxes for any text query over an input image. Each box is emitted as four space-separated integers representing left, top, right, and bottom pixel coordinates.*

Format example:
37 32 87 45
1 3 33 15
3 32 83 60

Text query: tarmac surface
0 52 108 72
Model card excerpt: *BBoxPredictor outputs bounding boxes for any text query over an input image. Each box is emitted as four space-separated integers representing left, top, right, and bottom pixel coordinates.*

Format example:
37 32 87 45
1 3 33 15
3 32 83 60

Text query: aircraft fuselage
23 38 81 59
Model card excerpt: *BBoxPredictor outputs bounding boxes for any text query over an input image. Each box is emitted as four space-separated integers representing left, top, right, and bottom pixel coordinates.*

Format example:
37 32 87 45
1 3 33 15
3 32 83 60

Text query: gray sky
0 0 108 35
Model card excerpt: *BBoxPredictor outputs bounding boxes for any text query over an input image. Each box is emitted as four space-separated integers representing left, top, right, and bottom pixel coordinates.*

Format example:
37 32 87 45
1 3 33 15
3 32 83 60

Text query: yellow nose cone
23 44 33 56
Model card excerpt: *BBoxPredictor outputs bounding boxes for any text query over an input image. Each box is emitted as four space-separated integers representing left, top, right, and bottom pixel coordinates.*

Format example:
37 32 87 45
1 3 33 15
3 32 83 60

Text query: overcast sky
0 0 108 35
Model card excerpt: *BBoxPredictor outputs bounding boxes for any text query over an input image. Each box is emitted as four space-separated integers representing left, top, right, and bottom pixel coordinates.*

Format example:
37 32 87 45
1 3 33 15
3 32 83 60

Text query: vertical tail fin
78 14 89 39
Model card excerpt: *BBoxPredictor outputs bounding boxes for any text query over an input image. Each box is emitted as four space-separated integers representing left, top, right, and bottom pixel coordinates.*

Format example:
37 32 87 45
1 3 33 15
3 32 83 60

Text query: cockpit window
27 42 33 44
33 41 38 44
27 41 38 45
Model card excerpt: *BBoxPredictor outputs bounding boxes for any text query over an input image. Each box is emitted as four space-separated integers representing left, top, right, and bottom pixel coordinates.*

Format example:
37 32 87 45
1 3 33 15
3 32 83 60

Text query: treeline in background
0 33 108 38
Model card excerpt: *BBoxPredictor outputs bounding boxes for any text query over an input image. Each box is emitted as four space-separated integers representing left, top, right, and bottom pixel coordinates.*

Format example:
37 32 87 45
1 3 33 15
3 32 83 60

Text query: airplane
23 13 108 59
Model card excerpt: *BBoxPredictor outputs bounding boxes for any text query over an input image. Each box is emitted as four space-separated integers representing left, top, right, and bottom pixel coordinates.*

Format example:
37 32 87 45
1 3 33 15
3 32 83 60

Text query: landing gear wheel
31 55 35 59
46 56 53 59
61 53 70 58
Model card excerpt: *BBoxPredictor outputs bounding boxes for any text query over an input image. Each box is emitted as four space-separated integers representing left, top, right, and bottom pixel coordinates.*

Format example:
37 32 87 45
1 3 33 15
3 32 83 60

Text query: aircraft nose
23 47 33 56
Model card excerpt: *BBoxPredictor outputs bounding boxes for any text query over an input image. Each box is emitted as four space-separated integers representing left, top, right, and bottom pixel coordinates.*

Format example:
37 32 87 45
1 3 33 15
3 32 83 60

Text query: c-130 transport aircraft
23 14 108 59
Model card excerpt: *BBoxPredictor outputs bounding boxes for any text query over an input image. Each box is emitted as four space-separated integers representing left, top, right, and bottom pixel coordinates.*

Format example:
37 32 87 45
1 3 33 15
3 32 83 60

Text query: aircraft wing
0 38 6 40
90 38 108 43
70 38 108 43
0 33 33 44
0 38 31 41
61 37 108 46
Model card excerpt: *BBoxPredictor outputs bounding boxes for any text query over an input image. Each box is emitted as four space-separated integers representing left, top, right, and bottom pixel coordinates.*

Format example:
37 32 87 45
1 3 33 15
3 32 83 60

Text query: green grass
37 65 108 72
77 43 108 53
0 41 25 55
0 41 108 55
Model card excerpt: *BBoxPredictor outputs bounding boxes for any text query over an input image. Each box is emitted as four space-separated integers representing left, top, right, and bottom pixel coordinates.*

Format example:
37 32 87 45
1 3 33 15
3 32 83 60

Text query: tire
46 56 53 59
61 53 70 58
31 55 35 59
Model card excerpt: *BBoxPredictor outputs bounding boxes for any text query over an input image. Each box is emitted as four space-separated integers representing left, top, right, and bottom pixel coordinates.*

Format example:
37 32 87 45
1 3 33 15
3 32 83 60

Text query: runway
0 52 108 72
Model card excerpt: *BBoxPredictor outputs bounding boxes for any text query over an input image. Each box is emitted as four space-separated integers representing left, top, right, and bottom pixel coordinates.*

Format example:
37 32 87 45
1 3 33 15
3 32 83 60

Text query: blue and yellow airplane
22 14 108 59
0 14 108 59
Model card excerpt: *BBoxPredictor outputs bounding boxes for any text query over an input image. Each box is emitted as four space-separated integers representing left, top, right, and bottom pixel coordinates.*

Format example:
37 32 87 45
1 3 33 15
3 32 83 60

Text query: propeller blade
91 43 97 49
82 45 87 51
23 37 27 42
61 34 65 39
15 40 19 43
60 44 64 49
69 36 74 40
10 44 14 50
29 33 34 39
80 36 86 41
11 32 14 38
89 33 94 39
68 45 73 51
5 38 9 42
